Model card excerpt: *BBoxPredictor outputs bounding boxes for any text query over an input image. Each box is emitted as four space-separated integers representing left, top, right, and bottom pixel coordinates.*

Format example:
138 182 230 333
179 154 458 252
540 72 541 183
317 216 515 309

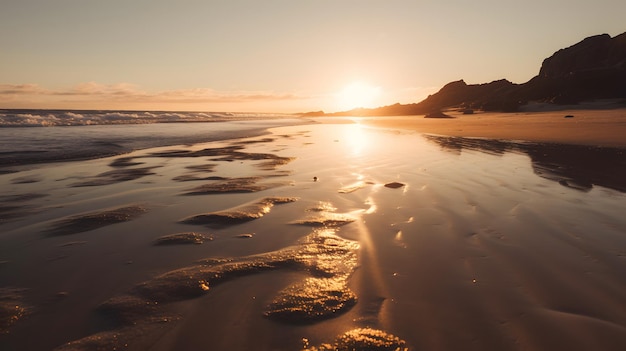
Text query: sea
0 109 303 169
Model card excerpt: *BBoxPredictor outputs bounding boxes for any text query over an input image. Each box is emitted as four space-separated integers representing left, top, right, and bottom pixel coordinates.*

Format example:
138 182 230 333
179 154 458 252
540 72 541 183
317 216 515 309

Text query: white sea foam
0 116 306 168
0 109 295 127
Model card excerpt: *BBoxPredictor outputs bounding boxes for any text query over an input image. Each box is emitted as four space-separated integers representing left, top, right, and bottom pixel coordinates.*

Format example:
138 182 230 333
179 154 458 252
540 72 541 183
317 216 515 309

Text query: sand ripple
128 229 357 305
0 193 47 224
290 213 356 228
265 230 359 323
149 145 294 170
59 229 359 349
183 177 289 195
153 232 209 245
46 204 148 236
180 196 297 227
69 167 158 187
303 328 408 351
338 181 371 194
265 276 357 323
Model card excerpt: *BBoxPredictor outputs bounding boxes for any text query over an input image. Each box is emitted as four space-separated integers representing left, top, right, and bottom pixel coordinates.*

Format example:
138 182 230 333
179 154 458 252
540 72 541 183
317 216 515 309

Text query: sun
335 81 382 111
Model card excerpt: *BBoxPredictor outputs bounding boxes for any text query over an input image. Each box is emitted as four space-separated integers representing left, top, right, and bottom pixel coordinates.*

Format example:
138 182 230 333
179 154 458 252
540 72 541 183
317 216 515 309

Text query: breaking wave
0 109 295 127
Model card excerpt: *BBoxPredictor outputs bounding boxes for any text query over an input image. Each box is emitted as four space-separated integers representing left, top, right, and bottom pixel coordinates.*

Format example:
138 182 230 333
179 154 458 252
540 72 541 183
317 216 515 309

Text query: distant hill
311 32 626 116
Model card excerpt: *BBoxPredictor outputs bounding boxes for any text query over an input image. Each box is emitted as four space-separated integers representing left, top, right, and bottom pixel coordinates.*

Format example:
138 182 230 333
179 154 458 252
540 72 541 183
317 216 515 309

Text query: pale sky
1 0 625 113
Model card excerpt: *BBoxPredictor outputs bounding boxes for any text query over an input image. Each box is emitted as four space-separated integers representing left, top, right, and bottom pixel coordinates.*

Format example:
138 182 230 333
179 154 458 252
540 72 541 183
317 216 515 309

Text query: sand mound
46 204 148 236
60 229 359 349
153 232 209 245
183 177 289 195
265 276 357 323
290 213 356 227
180 197 298 227
304 328 408 351
69 167 158 187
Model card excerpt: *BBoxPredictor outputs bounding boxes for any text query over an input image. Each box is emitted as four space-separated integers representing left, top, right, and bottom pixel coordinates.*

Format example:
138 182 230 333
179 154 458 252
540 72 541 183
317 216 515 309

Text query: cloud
0 82 305 106
0 84 47 95
149 87 301 103
53 82 142 97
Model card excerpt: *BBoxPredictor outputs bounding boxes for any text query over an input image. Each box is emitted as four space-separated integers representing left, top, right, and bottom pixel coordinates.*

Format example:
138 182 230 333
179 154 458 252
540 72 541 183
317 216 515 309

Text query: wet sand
356 108 626 148
1 117 626 351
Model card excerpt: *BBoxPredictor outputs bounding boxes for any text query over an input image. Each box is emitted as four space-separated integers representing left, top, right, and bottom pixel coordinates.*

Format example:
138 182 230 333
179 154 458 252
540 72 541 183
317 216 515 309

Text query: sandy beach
1 113 626 351
356 108 626 148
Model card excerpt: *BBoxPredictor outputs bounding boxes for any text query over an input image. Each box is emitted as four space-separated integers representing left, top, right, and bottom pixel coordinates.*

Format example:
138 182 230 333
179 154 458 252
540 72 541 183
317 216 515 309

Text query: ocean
0 109 302 169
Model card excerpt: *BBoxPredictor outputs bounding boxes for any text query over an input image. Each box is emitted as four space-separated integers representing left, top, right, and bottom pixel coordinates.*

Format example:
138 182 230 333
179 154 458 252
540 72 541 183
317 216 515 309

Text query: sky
1 0 625 113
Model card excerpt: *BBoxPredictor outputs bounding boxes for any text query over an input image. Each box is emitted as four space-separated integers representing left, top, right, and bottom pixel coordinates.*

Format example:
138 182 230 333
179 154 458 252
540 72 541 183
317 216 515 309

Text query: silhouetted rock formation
418 79 521 112
317 32 626 116
521 32 626 104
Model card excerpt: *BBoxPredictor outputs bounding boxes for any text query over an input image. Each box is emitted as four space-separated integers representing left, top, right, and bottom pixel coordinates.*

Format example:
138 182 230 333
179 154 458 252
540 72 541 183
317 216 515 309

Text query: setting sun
335 81 382 111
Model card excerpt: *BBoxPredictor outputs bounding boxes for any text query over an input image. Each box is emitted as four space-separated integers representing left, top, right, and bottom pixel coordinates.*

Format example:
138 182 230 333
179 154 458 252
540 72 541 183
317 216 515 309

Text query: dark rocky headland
309 32 626 116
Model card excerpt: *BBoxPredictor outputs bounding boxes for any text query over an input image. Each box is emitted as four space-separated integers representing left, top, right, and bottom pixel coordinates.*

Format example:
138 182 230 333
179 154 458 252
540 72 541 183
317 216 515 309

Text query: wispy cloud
153 87 301 103
0 82 309 111
0 84 47 95
0 82 430 112
51 82 141 97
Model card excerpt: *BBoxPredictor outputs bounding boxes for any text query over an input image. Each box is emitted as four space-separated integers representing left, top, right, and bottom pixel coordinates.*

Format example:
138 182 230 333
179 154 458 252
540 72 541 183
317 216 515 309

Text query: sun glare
335 81 382 111
345 123 369 156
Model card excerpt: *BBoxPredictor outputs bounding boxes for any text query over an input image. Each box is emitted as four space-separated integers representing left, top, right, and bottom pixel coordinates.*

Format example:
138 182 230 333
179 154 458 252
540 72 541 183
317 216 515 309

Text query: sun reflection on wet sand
343 122 371 157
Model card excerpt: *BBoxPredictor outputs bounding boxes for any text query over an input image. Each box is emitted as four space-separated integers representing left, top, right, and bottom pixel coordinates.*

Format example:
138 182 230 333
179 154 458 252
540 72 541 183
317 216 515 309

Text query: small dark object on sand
564 115 574 118
313 176 318 182
384 182 405 189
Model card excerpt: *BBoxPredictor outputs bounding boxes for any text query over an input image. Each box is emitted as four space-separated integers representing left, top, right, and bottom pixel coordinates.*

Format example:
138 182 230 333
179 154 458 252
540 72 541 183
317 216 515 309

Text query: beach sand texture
359 108 626 148
1 115 626 350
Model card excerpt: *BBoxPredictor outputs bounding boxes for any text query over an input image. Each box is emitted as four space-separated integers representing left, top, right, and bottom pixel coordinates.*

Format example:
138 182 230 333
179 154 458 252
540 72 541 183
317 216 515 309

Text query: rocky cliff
325 31 626 116
522 32 626 104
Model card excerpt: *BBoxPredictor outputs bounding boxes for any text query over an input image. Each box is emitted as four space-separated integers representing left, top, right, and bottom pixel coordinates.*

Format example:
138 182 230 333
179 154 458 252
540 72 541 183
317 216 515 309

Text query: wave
0 109 295 127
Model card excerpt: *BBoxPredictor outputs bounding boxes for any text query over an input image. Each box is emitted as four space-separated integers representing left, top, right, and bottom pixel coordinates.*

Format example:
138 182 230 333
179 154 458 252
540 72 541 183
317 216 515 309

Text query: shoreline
0 119 309 172
2 108 625 172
